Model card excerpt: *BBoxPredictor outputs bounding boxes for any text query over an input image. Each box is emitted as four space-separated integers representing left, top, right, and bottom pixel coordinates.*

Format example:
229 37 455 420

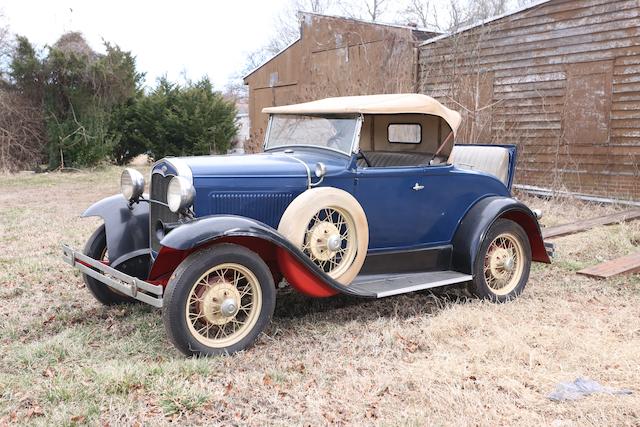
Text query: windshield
265 115 359 154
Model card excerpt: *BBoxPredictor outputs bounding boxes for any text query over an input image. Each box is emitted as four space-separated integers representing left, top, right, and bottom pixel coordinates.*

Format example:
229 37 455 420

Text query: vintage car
62 94 552 356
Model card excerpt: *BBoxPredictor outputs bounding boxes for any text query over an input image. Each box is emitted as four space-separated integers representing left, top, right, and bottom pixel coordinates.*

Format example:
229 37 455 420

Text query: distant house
419 0 640 200
229 100 249 154
243 12 437 143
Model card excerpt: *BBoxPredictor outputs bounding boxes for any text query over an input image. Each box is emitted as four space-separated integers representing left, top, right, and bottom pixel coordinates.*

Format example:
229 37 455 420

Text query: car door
355 165 430 251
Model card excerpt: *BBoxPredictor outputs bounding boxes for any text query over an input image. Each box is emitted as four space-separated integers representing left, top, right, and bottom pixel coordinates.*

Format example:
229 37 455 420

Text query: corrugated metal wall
420 0 640 200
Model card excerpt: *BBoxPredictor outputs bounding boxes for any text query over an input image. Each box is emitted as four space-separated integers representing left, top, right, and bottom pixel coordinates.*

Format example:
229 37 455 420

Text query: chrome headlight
167 176 195 213
120 168 145 201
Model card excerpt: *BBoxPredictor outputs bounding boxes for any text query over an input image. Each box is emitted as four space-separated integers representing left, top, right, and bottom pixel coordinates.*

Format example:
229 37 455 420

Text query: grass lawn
0 167 639 426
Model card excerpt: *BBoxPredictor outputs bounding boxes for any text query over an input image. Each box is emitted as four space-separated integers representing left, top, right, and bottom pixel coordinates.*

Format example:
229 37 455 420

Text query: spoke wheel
278 187 369 285
483 233 525 296
186 263 262 348
162 244 276 357
302 207 357 278
470 219 531 302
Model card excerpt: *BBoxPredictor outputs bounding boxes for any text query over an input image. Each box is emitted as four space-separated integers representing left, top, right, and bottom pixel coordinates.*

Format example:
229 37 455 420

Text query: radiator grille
149 172 179 253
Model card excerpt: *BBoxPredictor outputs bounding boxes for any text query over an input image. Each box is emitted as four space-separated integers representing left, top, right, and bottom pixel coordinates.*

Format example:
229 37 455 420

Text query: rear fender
150 215 363 298
452 196 550 275
82 195 150 267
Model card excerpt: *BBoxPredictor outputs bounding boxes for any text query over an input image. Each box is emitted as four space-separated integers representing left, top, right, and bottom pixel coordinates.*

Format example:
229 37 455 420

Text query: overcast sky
2 0 291 90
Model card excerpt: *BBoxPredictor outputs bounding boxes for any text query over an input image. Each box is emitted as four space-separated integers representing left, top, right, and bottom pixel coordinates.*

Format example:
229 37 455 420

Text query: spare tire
278 187 369 285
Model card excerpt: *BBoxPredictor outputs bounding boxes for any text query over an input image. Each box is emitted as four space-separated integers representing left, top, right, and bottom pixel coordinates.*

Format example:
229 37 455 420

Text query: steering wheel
356 151 372 167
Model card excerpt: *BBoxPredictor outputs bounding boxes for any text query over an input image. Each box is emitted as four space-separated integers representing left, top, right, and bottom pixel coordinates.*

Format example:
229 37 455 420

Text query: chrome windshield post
263 115 273 151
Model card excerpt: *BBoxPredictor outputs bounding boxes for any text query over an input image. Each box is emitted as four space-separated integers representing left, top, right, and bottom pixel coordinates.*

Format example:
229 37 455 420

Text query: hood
160 148 352 179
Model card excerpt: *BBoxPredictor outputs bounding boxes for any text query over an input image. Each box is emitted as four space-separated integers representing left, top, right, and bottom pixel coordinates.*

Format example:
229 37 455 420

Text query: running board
349 271 473 298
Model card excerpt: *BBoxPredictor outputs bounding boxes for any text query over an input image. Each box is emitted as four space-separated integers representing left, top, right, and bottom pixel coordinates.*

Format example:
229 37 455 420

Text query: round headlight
167 176 195 213
120 168 145 201
315 162 326 178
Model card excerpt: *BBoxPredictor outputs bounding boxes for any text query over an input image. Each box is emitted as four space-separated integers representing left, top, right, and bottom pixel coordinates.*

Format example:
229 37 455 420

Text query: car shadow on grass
272 283 472 323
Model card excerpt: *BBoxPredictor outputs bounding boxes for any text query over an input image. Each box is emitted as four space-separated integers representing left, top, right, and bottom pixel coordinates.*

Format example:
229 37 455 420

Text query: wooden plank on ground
542 209 640 239
577 252 640 279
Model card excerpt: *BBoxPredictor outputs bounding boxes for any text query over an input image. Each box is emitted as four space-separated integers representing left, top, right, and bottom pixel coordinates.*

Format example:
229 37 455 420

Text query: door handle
413 183 424 191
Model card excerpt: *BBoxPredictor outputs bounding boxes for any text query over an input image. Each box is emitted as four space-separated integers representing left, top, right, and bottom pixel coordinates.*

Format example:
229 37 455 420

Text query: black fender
451 196 551 275
82 195 150 267
159 215 373 297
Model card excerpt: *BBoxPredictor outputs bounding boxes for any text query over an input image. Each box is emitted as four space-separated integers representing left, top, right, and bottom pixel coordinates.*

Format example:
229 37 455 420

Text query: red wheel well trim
500 210 550 263
147 236 337 297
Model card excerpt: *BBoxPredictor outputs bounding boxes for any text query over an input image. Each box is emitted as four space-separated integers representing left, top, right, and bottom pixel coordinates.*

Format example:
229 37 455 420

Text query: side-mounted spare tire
278 187 369 285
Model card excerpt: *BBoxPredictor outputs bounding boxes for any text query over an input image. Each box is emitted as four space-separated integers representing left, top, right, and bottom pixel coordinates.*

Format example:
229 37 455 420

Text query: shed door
563 61 613 145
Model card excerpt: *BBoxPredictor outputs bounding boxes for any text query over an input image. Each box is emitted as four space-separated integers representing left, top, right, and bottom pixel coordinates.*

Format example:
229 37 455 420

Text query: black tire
162 243 276 357
83 225 134 305
469 219 532 302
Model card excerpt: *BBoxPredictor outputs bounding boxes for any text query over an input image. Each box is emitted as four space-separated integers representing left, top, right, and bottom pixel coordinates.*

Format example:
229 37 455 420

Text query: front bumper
62 244 164 308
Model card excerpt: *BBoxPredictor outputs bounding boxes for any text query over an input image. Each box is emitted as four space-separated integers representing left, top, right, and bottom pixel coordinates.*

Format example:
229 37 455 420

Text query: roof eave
242 37 301 82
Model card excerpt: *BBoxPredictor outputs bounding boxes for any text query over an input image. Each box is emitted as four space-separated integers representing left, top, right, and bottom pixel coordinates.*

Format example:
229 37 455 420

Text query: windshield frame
263 114 363 157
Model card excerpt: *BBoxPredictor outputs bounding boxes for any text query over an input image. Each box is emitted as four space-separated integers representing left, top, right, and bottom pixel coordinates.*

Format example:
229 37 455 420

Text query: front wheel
469 219 532 302
83 225 134 305
162 244 276 356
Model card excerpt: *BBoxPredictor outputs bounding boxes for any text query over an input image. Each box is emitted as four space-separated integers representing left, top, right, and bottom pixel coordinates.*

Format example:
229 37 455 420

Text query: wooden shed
419 0 640 201
243 13 436 145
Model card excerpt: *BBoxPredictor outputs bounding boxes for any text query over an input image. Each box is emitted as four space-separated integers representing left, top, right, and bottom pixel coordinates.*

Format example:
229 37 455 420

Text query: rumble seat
448 145 510 185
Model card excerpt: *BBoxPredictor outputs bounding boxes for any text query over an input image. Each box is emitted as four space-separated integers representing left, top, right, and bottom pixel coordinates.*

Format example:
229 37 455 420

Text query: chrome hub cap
220 298 239 317
308 221 342 261
502 256 515 272
326 234 342 251
200 282 241 325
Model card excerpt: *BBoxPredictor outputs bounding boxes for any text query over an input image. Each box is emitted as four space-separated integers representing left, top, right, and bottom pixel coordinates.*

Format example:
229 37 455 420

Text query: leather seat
358 151 431 168
448 145 510 185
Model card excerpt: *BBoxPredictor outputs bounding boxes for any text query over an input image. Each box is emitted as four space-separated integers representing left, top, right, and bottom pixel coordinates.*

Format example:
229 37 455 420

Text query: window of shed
388 124 421 144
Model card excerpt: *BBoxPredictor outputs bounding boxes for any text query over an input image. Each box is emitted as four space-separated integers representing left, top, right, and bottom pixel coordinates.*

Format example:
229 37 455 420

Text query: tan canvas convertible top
263 94 462 135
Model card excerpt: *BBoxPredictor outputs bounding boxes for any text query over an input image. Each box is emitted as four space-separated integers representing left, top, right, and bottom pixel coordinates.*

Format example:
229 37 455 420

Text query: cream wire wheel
470 219 531 302
162 244 276 356
303 207 357 277
278 187 369 285
483 233 525 296
185 263 262 348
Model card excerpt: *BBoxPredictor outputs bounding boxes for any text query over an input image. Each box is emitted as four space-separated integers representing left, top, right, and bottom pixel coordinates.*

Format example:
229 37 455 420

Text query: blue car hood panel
172 149 350 178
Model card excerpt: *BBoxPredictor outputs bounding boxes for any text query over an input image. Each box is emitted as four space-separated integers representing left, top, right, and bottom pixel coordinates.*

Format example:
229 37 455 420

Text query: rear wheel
162 244 276 356
83 225 134 305
470 219 531 302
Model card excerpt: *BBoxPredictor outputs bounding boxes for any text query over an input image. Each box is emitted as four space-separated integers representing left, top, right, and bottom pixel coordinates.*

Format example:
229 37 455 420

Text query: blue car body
159 146 514 253
64 94 552 305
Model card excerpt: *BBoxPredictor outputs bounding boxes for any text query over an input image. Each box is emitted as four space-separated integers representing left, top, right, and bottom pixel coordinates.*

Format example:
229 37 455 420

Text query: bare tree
340 0 390 22
401 0 512 32
268 0 335 54
0 90 46 172
401 0 436 28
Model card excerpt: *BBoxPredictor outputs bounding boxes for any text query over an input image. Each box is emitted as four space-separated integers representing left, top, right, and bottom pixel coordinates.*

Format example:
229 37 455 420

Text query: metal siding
419 0 640 200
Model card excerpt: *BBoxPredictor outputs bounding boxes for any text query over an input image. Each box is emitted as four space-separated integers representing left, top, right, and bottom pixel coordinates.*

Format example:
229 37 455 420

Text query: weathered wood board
577 252 640 279
542 209 640 239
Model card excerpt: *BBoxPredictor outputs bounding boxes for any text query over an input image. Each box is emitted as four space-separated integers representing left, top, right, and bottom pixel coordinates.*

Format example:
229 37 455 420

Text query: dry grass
0 168 639 426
